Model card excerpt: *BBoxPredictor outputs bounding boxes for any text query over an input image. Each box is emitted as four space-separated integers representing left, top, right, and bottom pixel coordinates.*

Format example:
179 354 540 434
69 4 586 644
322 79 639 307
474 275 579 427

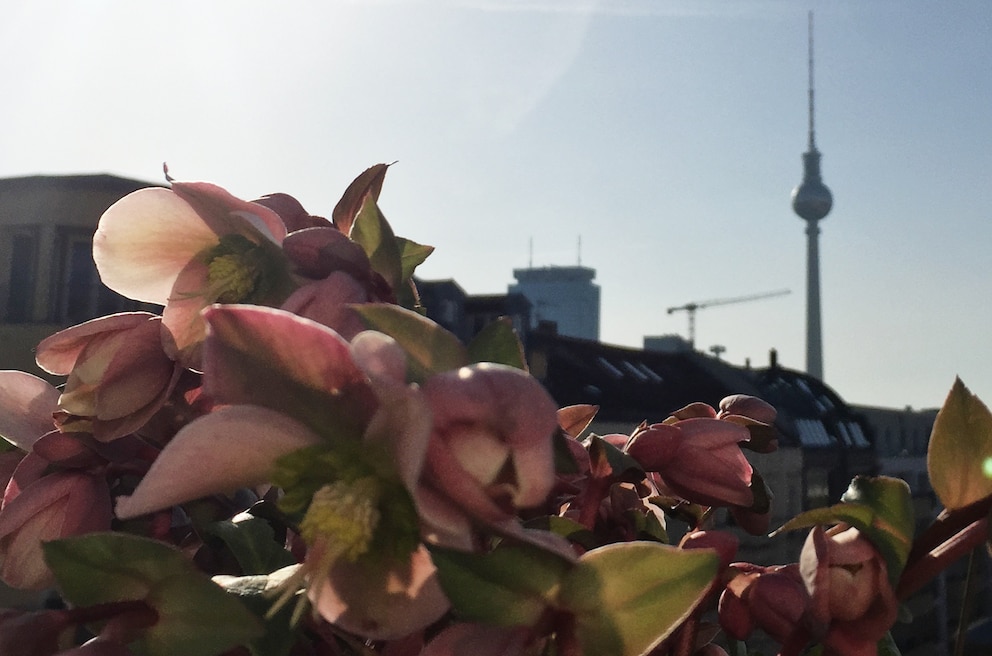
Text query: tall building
509 265 600 340
791 12 833 381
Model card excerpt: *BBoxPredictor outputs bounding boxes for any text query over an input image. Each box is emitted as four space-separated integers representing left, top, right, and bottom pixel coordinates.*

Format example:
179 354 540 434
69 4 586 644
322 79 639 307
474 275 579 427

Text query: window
5 229 39 322
805 468 830 508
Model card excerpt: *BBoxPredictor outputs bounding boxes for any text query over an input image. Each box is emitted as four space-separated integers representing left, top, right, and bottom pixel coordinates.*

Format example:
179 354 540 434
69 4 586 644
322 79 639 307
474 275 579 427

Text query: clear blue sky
2 0 990 410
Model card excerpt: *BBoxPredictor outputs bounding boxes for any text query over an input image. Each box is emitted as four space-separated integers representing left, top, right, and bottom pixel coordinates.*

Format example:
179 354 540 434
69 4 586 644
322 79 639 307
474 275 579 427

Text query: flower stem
952 547 980 656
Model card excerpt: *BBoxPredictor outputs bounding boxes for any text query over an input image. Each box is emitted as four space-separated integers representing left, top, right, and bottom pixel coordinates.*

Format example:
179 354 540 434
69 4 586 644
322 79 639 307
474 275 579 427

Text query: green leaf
143 576 263 656
557 542 718 656
585 434 643 480
771 502 875 537
396 236 434 281
840 476 915 581
204 514 297 575
524 515 599 550
430 542 572 627
927 377 992 510
467 318 527 370
353 303 469 380
44 533 262 656
553 430 582 475
214 568 301 656
350 195 403 292
771 476 914 584
877 632 903 656
623 506 669 544
44 533 186 605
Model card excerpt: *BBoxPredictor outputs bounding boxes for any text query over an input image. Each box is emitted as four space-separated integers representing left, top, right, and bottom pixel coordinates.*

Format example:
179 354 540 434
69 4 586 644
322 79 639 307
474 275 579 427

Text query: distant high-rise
509 265 600 340
791 12 832 381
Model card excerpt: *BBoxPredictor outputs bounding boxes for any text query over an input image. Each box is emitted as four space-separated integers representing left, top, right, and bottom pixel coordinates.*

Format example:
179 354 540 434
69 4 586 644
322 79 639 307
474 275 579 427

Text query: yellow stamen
207 252 258 303
300 478 381 563
267 478 382 625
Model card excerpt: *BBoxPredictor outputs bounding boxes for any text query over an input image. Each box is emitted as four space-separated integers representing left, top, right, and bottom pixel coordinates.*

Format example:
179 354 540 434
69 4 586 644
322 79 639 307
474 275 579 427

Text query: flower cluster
0 165 988 656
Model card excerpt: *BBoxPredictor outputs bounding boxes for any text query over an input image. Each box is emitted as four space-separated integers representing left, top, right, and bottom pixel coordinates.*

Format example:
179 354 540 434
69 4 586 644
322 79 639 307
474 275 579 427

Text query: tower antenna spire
791 10 832 382
807 10 816 150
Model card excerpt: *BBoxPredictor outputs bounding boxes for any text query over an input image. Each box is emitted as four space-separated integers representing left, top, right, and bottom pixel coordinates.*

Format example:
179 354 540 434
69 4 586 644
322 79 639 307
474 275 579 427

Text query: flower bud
717 395 777 424
0 472 112 589
719 563 807 646
36 313 178 442
680 530 739 570
625 419 752 508
799 525 899 654
421 364 558 530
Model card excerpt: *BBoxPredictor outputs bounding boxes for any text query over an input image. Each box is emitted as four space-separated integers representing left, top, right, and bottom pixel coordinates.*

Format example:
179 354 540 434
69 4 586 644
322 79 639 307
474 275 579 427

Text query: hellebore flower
116 306 447 639
0 470 112 589
718 563 809 646
799 524 899 656
93 181 295 367
35 312 181 442
419 363 559 542
625 419 753 508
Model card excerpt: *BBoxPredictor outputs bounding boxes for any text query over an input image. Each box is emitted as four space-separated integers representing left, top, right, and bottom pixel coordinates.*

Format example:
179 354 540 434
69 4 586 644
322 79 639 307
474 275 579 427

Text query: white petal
93 188 219 304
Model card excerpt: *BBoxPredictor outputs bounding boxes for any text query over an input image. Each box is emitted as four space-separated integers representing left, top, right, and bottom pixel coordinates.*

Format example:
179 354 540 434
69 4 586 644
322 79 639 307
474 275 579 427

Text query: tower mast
791 11 833 380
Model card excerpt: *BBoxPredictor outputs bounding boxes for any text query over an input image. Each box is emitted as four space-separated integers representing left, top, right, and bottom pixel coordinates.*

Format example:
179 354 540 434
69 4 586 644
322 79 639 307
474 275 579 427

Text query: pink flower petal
93 188 221 305
115 405 320 519
424 363 557 508
253 193 328 232
281 226 371 279
0 472 111 590
3 453 49 507
89 320 176 422
280 272 369 340
0 372 59 451
160 257 213 367
56 316 173 422
310 544 449 640
364 383 432 492
35 312 159 375
203 305 368 404
350 331 407 386
171 181 286 245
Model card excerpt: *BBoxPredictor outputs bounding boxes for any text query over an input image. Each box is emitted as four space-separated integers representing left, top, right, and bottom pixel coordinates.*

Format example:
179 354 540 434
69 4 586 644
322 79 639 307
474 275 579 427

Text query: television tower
791 11 832 380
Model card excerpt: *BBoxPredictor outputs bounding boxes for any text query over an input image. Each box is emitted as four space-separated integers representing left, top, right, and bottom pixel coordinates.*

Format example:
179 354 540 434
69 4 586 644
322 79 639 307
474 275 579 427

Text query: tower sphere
792 177 832 221
791 151 832 221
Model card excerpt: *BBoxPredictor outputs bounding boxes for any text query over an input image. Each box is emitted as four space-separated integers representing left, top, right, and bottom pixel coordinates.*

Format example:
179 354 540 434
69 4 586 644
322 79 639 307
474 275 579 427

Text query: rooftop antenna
577 235 582 266
528 237 533 268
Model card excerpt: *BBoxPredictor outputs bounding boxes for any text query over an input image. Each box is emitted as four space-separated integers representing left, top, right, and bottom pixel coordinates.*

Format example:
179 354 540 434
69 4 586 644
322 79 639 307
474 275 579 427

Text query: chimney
769 348 778 369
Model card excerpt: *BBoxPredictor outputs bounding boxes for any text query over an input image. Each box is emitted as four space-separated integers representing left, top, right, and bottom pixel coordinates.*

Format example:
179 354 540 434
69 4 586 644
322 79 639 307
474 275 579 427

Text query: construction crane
666 289 791 349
